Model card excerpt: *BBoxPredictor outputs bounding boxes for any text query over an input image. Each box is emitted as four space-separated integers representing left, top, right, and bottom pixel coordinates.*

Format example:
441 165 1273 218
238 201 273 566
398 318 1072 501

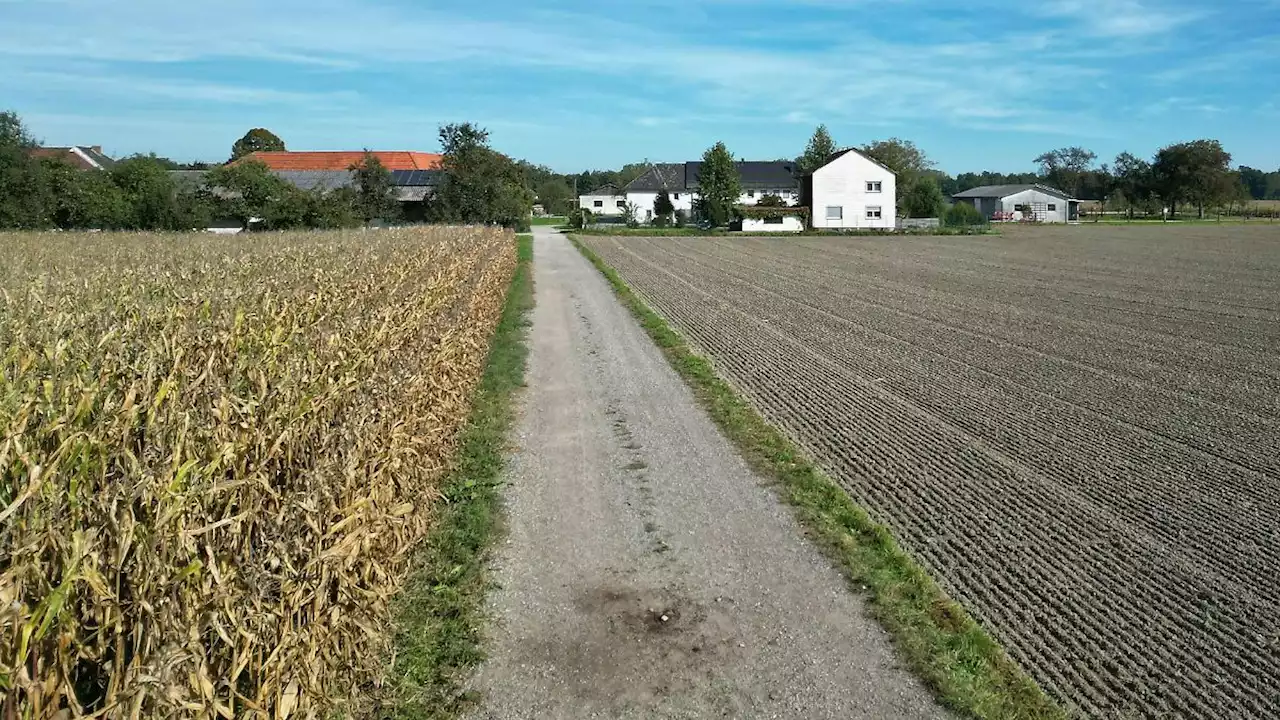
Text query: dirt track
464 227 947 719
582 225 1280 719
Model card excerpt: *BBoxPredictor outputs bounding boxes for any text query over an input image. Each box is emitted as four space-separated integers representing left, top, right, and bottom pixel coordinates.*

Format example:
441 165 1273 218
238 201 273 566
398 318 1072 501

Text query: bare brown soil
581 225 1280 719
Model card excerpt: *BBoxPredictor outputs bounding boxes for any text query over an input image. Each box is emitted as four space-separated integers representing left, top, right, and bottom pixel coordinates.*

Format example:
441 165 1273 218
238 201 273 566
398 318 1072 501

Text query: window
617 200 626 208
593 200 603 208
673 193 680 200
747 190 756 198
866 206 883 219
764 216 784 225
866 181 882 193
826 206 843 220
1048 203 1057 211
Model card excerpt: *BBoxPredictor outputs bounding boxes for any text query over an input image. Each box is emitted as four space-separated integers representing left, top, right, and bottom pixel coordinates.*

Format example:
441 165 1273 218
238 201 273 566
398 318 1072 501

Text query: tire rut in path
463 228 949 720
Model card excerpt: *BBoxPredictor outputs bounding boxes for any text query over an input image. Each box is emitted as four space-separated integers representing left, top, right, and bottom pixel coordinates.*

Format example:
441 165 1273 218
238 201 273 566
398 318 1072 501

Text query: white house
606 152 897 231
805 149 897 230
951 184 1079 223
578 183 627 216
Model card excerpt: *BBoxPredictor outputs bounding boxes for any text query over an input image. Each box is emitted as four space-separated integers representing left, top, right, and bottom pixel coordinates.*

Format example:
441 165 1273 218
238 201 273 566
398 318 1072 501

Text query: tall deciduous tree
206 159 296 229
428 122 533 228
111 155 182 230
350 151 399 225
1152 139 1234 218
230 128 286 161
863 138 935 215
694 142 741 227
1112 152 1154 218
0 110 50 229
798 125 837 174
1034 146 1097 198
902 176 946 219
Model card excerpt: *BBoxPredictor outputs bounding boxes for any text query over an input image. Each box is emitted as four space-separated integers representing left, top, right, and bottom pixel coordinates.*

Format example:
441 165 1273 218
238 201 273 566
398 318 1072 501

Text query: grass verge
568 234 1066 720
571 226 997 237
384 233 534 719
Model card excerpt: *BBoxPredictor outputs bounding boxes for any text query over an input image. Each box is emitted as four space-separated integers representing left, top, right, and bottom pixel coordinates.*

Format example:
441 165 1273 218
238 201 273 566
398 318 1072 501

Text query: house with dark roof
952 183 1078 223
29 146 115 170
575 150 898 230
605 160 802 224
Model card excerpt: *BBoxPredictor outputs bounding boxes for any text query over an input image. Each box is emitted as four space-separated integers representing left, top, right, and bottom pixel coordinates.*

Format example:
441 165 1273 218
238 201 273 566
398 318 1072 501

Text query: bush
944 202 984 227
568 207 594 229
674 209 688 228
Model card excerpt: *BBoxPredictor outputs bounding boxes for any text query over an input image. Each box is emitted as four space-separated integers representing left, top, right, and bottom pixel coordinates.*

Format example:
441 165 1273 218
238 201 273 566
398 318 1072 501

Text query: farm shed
577 183 628 216
952 184 1079 223
804 148 897 230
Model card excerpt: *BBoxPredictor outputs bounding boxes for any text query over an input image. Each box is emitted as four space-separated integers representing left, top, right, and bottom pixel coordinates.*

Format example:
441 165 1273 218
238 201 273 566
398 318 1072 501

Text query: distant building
952 184 1079 223
578 183 627 216
29 146 115 170
588 152 897 230
238 151 442 172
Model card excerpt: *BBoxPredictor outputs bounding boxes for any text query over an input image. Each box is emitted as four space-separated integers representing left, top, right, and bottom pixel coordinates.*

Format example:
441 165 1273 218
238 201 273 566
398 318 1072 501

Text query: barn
952 184 1080 223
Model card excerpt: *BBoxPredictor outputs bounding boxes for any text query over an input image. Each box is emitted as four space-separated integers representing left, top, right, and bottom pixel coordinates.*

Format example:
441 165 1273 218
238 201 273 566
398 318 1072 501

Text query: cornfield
0 227 517 718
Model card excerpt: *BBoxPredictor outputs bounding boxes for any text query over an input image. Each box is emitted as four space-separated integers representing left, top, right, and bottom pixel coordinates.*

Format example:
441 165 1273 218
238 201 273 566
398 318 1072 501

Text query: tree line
0 111 538 231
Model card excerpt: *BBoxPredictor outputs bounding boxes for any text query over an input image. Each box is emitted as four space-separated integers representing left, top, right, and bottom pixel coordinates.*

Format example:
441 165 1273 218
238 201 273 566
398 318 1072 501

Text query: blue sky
2 0 1277 174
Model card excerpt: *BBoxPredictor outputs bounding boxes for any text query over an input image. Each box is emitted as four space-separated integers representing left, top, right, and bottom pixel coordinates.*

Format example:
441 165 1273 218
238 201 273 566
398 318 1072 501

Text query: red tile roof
241 151 443 171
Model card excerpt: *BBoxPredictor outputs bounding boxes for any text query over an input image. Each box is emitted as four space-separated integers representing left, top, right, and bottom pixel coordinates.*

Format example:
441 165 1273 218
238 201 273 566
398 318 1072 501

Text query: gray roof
582 183 620 196
821 147 895 175
623 163 686 192
169 169 439 199
952 183 1073 200
686 161 798 190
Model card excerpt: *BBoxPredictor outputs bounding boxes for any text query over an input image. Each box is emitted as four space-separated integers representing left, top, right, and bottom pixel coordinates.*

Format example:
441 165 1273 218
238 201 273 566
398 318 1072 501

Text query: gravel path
463 227 947 719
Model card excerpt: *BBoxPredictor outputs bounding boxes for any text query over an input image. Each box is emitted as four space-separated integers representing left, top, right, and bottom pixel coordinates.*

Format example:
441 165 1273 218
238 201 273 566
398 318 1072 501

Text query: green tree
1112 152 1154 218
863 138 935 215
535 177 574 216
1152 139 1234 218
694 142 741 227
652 189 675 226
1034 146 1097 198
944 202 983 227
350 151 400 226
205 159 296 230
1238 166 1267 200
798 125 837 174
111 155 181 230
40 157 128 229
902 176 946 218
428 123 533 229
0 110 51 229
230 128 286 162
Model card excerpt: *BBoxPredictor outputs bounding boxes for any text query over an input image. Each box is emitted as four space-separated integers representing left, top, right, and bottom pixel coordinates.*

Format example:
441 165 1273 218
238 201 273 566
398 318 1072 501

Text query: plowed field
580 225 1280 719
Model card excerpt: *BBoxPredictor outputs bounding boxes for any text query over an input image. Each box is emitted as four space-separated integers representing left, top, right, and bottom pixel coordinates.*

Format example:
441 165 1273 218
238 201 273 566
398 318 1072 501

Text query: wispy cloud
0 0 1275 170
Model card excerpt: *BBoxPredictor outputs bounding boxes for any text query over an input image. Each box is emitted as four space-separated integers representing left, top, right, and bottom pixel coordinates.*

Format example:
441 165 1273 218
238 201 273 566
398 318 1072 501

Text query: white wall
810 152 897 230
579 193 626 216
738 188 800 206
742 216 804 233
625 190 695 222
999 189 1071 223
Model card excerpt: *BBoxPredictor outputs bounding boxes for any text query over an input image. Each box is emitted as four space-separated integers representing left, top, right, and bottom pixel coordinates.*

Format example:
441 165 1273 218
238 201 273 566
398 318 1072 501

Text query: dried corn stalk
0 227 517 718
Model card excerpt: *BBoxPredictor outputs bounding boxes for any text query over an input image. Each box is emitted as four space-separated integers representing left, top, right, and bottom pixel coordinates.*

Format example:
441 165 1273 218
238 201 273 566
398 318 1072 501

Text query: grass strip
568 234 1066 720
384 233 534 719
